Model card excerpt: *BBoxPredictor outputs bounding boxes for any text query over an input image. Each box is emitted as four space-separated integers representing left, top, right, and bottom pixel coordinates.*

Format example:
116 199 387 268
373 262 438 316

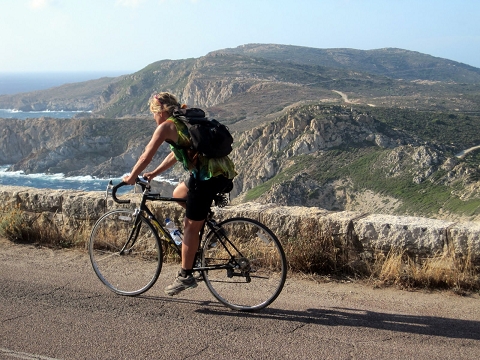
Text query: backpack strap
165 113 193 151
173 108 205 119
168 108 207 152
166 113 202 173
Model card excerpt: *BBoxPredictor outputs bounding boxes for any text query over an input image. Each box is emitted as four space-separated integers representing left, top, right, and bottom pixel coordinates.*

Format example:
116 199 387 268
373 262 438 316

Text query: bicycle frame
108 179 245 273
92 178 287 310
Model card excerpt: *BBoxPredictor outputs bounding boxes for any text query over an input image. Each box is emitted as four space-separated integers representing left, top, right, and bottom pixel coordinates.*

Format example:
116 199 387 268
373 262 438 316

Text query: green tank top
167 117 237 181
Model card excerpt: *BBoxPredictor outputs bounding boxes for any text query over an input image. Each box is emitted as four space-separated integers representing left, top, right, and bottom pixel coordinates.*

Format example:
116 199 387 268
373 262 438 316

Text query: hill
2 103 479 221
1 44 479 120
0 76 123 112
227 104 480 221
213 44 480 83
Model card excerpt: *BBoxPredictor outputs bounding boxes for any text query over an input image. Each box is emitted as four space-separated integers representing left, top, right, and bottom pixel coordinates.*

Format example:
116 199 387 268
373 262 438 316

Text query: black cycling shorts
186 174 233 221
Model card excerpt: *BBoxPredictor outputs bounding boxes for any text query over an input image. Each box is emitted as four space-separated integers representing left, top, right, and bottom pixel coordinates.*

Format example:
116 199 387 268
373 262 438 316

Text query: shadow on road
195 305 480 340
140 294 479 340
140 296 480 340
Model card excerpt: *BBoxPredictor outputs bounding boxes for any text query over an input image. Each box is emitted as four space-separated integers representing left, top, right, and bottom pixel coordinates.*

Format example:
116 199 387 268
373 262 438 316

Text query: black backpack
170 108 233 158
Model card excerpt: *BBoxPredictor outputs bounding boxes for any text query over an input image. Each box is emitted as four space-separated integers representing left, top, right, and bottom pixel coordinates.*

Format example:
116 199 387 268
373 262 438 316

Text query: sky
0 0 479 75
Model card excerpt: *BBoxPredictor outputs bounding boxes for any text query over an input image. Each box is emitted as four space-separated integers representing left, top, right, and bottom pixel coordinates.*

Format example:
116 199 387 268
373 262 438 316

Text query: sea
0 71 167 193
0 108 89 120
0 71 127 96
0 165 119 192
0 165 177 194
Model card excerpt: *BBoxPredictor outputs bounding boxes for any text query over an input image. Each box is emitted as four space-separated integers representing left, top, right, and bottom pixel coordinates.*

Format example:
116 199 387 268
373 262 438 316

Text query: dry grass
1 205 478 292
368 248 480 292
0 204 88 248
160 240 182 263
283 227 479 292
284 234 339 274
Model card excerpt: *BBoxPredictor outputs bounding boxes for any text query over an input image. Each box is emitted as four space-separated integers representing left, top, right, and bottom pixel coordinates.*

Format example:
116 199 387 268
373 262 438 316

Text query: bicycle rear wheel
89 209 162 296
201 217 287 311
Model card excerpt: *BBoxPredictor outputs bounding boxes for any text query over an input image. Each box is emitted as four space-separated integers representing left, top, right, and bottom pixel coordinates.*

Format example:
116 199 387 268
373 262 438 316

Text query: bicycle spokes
201 217 286 311
89 210 163 296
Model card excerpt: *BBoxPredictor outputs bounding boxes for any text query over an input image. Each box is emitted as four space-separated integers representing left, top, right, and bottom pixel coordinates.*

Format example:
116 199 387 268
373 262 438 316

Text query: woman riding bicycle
122 92 236 296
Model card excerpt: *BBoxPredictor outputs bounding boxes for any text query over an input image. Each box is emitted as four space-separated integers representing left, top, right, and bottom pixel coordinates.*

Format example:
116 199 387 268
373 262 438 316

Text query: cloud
115 0 146 7
28 0 52 9
158 0 200 4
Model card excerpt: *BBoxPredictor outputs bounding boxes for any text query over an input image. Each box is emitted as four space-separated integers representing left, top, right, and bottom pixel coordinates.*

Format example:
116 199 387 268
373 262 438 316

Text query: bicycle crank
226 258 252 282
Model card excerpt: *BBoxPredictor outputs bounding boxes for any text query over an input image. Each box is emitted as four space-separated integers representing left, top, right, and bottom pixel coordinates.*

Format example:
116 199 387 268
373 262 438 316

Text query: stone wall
0 185 479 264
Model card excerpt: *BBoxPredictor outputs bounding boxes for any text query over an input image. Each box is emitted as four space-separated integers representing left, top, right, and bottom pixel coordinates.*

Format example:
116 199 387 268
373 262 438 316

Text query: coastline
0 109 91 120
0 166 178 193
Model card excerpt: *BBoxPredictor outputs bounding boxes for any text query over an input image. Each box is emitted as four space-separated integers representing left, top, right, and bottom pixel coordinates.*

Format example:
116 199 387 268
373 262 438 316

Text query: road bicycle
88 177 287 311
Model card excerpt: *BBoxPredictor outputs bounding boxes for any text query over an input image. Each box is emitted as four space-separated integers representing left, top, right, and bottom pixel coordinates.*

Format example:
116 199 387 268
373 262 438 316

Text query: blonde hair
149 92 186 115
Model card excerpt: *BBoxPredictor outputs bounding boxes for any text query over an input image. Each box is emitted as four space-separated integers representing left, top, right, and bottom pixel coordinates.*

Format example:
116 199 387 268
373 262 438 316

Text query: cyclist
122 92 237 295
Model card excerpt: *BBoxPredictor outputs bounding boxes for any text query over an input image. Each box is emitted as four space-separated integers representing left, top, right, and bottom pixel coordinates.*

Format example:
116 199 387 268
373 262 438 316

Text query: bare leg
164 182 204 295
182 218 204 269
172 182 204 269
173 182 188 209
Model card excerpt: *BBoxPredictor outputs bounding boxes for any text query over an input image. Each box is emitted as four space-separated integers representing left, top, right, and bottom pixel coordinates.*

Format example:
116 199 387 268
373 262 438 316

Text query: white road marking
0 347 60 360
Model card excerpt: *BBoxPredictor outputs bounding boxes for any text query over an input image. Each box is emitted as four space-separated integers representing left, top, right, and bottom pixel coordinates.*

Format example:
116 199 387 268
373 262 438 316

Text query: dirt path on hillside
332 90 352 103
332 89 378 107
456 144 480 159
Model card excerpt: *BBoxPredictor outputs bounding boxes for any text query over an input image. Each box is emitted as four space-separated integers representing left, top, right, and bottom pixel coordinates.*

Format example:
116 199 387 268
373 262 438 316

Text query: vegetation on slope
246 144 480 218
366 107 480 150
1 45 480 118
240 103 480 220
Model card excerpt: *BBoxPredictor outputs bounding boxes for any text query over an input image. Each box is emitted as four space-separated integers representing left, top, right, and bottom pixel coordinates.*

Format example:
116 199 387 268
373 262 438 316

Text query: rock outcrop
0 118 166 177
1 104 479 222
229 105 480 220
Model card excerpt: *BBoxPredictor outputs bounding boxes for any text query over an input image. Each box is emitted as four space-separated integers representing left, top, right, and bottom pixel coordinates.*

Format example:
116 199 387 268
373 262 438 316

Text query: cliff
0 118 168 178
228 105 480 221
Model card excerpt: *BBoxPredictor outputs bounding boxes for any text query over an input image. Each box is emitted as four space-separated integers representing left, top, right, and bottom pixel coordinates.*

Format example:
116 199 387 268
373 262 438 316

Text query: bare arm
143 151 177 181
123 121 178 184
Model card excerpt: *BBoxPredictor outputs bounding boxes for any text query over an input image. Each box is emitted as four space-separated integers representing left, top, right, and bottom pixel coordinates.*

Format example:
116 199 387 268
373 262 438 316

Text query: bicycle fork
119 209 142 255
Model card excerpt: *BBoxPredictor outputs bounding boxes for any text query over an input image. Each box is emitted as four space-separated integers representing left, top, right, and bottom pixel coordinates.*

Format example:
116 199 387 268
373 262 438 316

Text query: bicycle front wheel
89 209 162 296
202 217 287 311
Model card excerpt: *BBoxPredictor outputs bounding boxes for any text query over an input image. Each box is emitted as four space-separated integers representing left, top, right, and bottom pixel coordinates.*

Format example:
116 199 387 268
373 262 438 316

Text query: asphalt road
1 238 479 360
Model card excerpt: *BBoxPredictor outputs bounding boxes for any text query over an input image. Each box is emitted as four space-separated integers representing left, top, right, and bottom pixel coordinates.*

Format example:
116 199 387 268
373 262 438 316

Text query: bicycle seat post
207 208 214 221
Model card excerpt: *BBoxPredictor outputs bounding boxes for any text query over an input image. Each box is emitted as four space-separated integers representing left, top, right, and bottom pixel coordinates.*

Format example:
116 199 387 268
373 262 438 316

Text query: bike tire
201 217 287 311
89 209 163 296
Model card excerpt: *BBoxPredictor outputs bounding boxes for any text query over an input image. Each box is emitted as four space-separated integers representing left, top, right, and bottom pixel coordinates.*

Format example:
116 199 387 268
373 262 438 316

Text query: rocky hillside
0 118 167 178
2 102 478 221
227 104 480 221
215 44 480 83
0 76 122 112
